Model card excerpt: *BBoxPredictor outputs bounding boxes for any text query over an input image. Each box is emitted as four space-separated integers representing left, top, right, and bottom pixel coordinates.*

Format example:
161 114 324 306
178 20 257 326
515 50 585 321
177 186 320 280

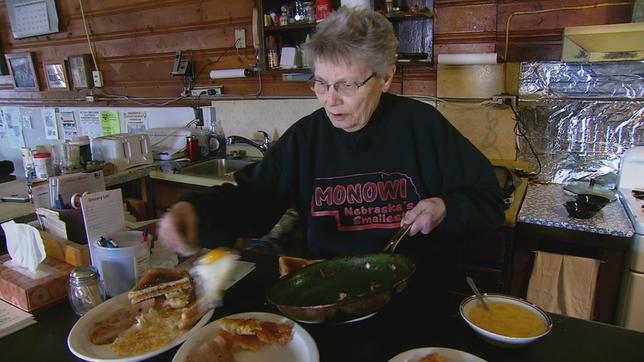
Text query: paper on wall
99 110 120 136
41 108 58 140
125 111 147 133
78 110 102 139
59 110 77 140
2 107 25 149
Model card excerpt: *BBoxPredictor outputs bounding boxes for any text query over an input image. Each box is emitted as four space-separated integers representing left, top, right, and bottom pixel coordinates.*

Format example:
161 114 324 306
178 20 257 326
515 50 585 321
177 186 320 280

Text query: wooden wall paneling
0 0 637 103
496 0 632 61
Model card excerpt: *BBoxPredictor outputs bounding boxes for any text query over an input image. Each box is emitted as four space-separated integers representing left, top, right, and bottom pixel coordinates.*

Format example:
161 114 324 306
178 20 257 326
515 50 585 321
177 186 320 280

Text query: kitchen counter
104 164 157 187
0 179 34 224
149 169 234 187
518 182 634 238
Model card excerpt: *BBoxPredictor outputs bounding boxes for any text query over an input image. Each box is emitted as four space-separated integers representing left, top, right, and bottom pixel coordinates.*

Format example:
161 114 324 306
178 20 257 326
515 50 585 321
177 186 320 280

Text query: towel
526 251 600 320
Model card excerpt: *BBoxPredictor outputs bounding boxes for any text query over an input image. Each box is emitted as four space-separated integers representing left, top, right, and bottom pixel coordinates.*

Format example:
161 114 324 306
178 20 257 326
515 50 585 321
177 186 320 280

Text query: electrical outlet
92 70 103 88
235 28 246 49
492 94 516 108
189 86 223 97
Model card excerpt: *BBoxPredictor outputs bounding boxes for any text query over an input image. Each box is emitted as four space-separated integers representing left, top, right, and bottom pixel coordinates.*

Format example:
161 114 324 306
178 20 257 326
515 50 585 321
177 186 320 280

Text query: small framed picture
4 52 39 91
44 61 69 90
68 54 93 89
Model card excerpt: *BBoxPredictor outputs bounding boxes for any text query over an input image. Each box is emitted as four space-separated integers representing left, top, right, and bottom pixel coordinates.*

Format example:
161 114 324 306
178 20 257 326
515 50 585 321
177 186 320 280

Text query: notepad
0 299 36 338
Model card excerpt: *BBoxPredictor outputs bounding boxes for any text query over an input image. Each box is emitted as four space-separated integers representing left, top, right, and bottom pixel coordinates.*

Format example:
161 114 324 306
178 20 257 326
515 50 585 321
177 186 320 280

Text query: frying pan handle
383 224 411 253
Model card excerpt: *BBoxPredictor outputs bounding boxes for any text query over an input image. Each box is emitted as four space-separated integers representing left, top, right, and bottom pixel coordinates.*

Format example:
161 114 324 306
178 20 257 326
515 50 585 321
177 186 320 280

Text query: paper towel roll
341 0 371 9
209 68 254 79
437 53 498 65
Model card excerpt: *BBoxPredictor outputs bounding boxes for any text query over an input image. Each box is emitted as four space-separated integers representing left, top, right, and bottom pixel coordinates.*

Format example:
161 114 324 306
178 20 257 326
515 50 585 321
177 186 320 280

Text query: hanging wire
510 103 542 178
78 0 100 71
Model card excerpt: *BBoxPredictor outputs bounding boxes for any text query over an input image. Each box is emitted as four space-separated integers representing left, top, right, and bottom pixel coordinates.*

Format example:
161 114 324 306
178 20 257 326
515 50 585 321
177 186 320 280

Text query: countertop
518 182 634 238
148 168 234 187
0 165 158 224
0 179 35 224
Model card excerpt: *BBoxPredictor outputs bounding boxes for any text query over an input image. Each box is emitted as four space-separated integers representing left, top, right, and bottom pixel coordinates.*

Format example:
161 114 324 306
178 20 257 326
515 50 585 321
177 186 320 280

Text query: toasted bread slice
128 268 192 304
218 317 293 349
216 330 265 352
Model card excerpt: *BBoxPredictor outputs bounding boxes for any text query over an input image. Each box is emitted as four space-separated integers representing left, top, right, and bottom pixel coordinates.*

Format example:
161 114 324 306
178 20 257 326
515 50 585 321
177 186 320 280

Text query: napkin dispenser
92 134 153 172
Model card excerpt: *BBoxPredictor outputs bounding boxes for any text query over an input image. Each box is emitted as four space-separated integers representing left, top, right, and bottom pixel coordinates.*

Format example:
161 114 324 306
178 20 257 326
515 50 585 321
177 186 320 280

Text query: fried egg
191 248 241 308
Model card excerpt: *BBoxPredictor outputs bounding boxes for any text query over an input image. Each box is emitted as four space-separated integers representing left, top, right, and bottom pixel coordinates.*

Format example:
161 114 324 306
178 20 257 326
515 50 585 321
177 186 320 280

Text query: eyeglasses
307 72 377 96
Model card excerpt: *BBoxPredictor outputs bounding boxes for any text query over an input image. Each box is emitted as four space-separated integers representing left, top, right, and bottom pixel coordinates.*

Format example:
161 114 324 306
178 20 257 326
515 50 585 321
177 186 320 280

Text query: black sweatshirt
180 93 505 259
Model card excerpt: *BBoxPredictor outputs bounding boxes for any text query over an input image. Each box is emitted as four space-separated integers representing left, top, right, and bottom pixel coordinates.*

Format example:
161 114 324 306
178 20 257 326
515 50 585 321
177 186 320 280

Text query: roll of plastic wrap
437 53 498 65
341 0 371 8
209 68 254 79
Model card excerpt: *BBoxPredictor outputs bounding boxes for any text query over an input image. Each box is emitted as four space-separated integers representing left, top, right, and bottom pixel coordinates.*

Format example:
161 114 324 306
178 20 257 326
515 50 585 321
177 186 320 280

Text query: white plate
388 347 487 362
67 293 214 362
172 312 319 362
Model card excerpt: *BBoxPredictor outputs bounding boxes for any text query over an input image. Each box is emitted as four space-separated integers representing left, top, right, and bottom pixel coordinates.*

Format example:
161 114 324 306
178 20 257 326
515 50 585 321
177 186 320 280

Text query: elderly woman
159 8 504 266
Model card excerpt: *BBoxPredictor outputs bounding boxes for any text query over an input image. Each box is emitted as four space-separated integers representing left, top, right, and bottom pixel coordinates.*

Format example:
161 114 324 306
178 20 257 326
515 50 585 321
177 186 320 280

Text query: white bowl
459 293 553 348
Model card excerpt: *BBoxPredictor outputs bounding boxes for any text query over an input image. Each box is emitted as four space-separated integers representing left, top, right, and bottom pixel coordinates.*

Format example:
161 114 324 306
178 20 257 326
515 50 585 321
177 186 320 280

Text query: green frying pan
267 252 416 323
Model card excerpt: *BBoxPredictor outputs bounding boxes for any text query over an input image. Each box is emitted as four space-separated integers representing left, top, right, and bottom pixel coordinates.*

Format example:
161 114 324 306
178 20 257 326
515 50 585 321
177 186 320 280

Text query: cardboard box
40 230 90 267
0 255 74 312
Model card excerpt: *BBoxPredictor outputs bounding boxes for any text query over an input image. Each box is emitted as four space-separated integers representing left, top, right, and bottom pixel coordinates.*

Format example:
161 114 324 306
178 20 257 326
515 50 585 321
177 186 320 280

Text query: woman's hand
401 197 446 236
157 201 200 256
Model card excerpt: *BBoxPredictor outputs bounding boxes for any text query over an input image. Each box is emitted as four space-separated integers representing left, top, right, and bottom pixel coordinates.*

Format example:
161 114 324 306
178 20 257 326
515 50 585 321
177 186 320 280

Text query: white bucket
89 230 150 297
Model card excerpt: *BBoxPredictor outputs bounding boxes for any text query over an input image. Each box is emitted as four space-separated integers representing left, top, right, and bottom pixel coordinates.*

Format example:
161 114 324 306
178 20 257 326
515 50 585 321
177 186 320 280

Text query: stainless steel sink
180 158 254 178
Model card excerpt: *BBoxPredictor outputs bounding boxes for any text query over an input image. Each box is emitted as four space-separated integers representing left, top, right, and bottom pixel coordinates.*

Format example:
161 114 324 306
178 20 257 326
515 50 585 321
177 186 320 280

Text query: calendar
7 0 59 39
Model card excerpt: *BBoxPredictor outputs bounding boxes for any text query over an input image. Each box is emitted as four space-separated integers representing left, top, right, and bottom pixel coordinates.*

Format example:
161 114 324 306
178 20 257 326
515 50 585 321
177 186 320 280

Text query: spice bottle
68 266 105 316
266 35 279 69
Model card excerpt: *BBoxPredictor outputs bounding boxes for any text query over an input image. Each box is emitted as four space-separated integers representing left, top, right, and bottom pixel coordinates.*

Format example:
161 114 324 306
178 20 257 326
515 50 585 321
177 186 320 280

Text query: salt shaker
68 266 105 316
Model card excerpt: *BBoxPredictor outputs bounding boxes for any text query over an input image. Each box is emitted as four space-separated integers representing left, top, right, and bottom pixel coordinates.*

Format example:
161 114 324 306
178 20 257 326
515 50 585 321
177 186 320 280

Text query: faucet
226 130 271 156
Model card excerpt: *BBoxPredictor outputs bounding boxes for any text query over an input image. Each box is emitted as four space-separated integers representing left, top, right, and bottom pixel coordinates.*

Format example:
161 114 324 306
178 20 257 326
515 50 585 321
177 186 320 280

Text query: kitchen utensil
267 252 415 324
466 276 490 312
564 200 601 219
268 225 415 323
383 224 411 253
576 194 611 208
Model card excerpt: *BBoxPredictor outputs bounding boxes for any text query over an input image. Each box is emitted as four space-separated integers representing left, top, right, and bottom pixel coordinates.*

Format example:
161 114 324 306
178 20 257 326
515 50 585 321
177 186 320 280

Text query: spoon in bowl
466 276 491 312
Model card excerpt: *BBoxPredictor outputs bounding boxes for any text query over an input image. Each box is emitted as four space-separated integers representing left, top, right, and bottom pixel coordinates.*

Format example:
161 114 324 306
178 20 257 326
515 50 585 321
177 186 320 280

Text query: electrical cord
188 38 242 90
149 118 199 148
78 0 100 72
510 103 542 179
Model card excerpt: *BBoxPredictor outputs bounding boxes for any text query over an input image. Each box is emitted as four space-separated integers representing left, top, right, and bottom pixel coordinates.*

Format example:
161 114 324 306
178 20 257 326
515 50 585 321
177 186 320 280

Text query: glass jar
68 266 105 316
303 2 316 23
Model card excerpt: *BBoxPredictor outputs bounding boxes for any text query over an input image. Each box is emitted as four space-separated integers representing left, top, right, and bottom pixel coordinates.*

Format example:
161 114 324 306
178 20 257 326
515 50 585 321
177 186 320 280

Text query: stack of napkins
0 299 36 338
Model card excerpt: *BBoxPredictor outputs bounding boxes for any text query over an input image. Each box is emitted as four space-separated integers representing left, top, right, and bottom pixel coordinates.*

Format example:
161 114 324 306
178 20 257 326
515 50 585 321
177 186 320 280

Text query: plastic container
33 152 54 179
88 231 150 297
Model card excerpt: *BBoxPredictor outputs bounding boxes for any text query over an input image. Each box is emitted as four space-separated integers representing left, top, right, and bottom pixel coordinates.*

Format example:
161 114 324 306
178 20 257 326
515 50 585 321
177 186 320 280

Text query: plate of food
172 312 319 362
388 347 487 362
67 268 214 362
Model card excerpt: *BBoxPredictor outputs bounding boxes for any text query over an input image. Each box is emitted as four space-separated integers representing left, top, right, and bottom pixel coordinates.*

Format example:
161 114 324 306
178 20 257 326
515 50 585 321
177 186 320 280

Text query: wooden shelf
264 23 316 32
384 11 434 20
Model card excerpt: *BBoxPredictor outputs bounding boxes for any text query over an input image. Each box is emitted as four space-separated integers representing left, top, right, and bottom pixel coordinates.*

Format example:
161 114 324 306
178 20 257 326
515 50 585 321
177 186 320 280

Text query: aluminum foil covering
519 61 644 99
516 61 644 184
